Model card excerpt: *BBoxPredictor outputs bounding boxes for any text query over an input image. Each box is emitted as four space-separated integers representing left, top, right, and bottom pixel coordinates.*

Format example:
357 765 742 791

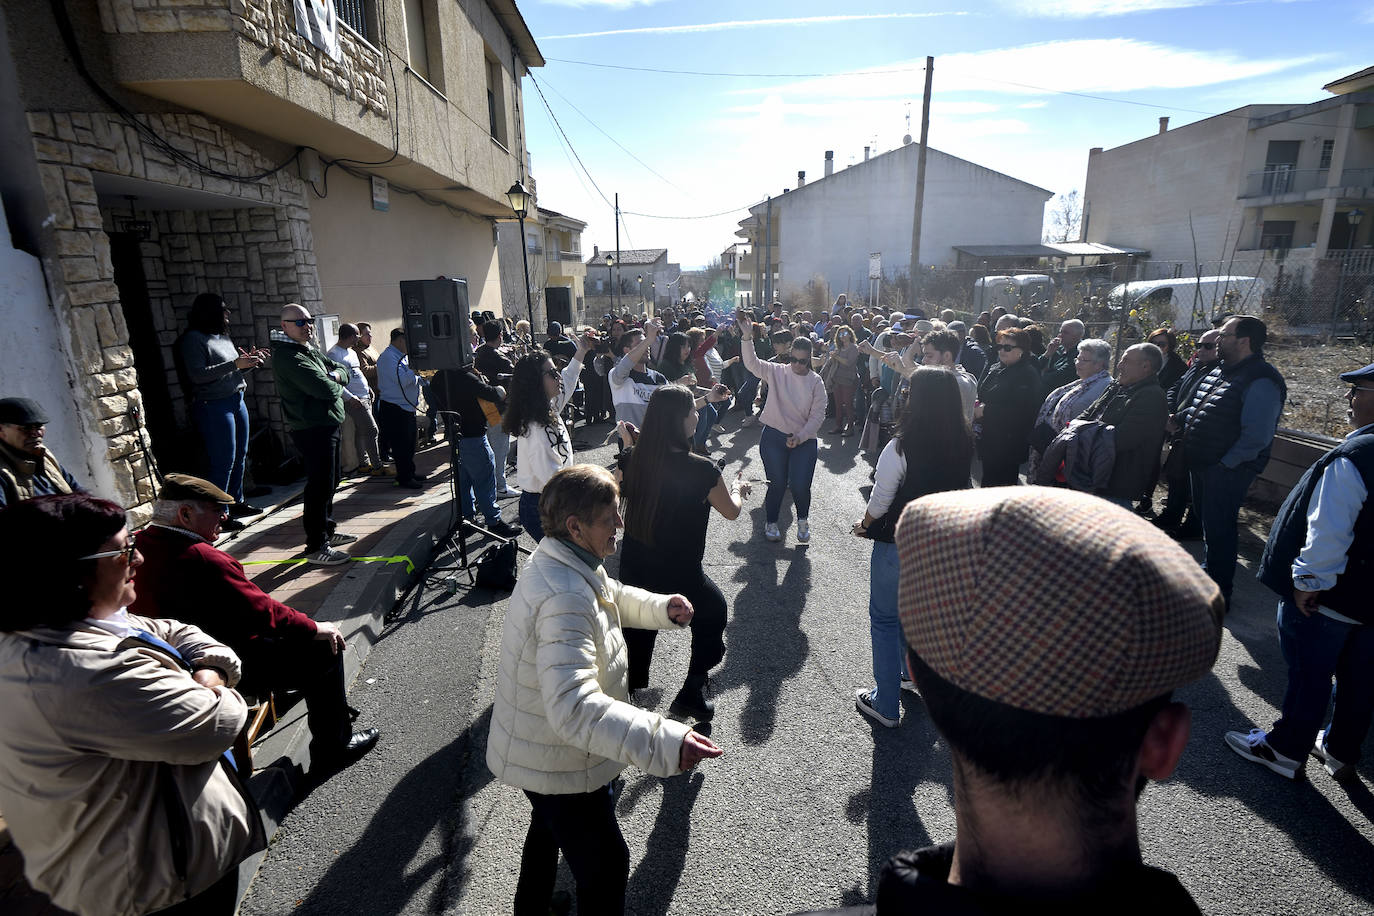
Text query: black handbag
474 540 519 591
1029 419 1058 454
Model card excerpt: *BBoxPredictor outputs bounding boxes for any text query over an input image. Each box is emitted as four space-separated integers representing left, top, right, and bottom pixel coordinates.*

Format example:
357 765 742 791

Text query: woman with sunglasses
825 326 862 436
0 494 264 916
974 327 1042 487
504 331 595 541
616 385 750 720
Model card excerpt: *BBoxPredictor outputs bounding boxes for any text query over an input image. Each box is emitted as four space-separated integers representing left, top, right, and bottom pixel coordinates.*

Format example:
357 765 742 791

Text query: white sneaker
1313 729 1356 780
1224 727 1302 779
307 546 352 567
796 518 810 544
764 522 782 542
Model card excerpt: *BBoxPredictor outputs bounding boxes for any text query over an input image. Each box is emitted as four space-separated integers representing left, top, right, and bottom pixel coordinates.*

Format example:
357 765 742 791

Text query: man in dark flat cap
131 474 379 774
0 398 84 508
1226 361 1374 781
805 489 1223 914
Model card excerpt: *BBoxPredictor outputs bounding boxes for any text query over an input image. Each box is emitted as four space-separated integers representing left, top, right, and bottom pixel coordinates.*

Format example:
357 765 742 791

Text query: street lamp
1350 208 1365 245
505 181 534 329
606 254 616 312
637 274 644 305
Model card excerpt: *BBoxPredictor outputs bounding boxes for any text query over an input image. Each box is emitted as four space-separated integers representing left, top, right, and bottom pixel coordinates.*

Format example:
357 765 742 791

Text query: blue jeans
868 540 904 720
193 392 249 503
457 435 500 524
1190 462 1258 604
520 490 544 542
736 374 760 411
488 426 512 492
758 425 819 524
1267 599 1374 764
693 402 718 452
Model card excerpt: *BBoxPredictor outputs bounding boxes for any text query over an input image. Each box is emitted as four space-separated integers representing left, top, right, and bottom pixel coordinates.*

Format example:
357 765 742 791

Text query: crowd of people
0 284 1371 915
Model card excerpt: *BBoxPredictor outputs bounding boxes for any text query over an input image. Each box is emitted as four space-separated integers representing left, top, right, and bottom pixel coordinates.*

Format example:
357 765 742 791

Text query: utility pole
753 229 762 310
614 193 621 308
764 196 773 305
909 55 934 309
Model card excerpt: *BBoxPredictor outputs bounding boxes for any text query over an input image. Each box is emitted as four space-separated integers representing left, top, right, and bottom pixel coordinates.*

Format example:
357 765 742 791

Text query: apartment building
496 205 588 331
1082 67 1372 278
0 0 541 519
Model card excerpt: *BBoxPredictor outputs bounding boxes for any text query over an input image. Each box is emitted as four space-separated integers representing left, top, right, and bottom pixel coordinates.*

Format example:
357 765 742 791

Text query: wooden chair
232 693 277 773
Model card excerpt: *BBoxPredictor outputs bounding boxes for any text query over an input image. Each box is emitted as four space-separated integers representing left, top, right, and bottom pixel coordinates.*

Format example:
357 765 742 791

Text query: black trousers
289 425 340 552
619 562 728 691
514 782 628 916
378 400 417 483
979 452 1023 488
238 639 351 759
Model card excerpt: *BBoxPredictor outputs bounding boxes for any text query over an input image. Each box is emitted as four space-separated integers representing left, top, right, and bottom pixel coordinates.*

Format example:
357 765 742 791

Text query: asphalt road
240 419 1374 916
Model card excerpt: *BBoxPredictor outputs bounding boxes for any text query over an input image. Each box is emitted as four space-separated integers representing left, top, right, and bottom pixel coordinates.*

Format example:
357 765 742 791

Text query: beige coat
486 537 692 794
0 615 264 916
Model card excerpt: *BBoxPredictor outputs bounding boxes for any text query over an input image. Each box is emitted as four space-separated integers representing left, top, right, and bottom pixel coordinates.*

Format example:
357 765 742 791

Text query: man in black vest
1225 362 1374 780
1177 315 1286 607
1154 328 1221 537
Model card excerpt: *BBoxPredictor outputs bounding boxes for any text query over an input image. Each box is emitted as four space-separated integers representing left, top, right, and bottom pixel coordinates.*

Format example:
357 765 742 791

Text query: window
1320 139 1335 170
486 55 508 147
1261 220 1296 250
333 0 375 41
403 0 432 83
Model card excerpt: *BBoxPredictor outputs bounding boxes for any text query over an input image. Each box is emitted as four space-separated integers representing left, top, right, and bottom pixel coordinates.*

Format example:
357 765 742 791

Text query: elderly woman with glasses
0 494 263 916
1027 338 1114 483
974 327 1043 487
503 331 595 541
487 465 722 915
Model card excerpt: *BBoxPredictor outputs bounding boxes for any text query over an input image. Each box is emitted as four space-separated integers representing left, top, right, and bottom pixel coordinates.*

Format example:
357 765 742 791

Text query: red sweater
130 525 318 653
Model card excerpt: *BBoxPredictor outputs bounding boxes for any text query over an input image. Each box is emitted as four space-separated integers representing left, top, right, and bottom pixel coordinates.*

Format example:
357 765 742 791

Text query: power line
527 73 614 210
622 200 765 220
537 76 683 192
546 56 927 80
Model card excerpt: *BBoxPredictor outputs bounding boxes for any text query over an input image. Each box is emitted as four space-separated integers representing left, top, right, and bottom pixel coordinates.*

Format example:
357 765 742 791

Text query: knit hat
896 488 1223 719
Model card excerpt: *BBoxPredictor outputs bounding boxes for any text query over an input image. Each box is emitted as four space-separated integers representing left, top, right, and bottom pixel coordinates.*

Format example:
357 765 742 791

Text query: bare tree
1043 190 1083 244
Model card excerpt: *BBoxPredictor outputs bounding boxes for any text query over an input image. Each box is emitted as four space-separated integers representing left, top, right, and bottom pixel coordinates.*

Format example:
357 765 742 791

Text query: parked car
1104 276 1266 328
973 274 1055 314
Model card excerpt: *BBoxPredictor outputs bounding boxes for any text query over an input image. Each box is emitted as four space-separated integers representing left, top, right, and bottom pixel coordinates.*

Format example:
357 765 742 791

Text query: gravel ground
1266 340 1372 438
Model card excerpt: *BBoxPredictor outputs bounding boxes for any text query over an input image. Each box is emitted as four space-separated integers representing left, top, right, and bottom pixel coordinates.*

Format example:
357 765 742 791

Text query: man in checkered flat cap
854 488 1223 913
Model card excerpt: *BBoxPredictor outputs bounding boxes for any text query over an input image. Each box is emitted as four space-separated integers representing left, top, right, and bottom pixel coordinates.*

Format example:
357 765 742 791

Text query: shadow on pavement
714 528 811 745
625 772 707 916
289 706 495 915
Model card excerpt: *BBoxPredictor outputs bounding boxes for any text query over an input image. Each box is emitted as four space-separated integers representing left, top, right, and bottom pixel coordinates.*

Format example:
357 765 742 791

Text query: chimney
797 170 806 188
783 188 789 194
863 146 871 161
592 244 599 258
1089 147 1103 157
824 150 834 177
1158 117 1169 135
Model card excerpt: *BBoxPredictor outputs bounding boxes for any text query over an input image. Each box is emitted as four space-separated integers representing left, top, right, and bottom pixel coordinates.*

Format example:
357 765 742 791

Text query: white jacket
513 356 581 494
486 537 692 794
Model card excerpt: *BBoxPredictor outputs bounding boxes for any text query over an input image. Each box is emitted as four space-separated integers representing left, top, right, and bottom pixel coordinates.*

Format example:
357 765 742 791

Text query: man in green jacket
271 304 356 566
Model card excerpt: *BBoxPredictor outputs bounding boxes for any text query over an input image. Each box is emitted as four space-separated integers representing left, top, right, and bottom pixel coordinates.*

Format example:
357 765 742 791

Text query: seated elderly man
1075 341 1170 509
130 474 378 773
0 397 84 507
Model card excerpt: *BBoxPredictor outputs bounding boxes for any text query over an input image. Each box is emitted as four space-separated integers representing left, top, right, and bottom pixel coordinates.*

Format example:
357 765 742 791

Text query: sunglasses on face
79 544 137 563
790 356 811 365
6 423 44 434
997 344 1020 352
287 319 312 328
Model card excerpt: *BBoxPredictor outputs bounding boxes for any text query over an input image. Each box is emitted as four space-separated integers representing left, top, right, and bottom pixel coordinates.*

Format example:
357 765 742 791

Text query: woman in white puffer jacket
487 464 723 915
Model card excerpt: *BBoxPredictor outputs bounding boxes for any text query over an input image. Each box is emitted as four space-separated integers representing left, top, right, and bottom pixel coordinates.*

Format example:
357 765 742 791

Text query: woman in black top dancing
617 385 751 720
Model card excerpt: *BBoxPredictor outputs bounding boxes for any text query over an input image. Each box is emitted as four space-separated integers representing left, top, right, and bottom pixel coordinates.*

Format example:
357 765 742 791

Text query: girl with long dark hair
852 367 973 727
177 293 267 524
617 385 750 720
503 334 592 541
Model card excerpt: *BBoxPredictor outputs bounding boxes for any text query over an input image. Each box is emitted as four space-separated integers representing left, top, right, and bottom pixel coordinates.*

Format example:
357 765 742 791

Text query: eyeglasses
1197 343 1217 350
790 356 811 365
996 344 1020 352
5 423 44 433
1351 385 1374 396
79 544 137 563
287 319 312 328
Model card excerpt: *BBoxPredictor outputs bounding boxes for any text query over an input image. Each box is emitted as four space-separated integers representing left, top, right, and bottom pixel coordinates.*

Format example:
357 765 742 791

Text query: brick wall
26 110 316 522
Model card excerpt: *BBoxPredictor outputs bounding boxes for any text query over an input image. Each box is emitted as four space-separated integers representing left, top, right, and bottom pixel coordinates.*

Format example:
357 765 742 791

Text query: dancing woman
617 385 750 720
502 332 593 540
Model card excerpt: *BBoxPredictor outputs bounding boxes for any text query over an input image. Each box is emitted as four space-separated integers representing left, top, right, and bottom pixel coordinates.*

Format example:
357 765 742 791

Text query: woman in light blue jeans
851 366 973 727
179 293 265 509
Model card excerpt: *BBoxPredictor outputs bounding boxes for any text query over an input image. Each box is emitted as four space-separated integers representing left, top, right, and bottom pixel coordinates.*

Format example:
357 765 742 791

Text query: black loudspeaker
399 278 473 371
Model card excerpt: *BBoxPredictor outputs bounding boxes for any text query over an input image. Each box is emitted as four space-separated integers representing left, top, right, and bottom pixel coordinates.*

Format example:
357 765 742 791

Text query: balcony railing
557 250 581 262
1241 166 1374 198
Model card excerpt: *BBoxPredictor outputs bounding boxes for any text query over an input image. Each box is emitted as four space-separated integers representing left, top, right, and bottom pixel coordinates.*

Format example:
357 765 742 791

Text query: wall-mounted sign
292 0 341 62
371 176 389 212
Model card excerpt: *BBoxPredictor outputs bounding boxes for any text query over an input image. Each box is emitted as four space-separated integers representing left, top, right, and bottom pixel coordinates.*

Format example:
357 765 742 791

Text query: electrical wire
545 56 928 80
536 76 683 192
526 74 614 210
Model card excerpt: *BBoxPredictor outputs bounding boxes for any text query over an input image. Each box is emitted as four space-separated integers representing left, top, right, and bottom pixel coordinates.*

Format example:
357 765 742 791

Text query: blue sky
518 0 1370 269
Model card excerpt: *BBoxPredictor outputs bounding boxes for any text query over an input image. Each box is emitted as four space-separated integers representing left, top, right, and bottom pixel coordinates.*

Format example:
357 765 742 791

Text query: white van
1104 276 1265 327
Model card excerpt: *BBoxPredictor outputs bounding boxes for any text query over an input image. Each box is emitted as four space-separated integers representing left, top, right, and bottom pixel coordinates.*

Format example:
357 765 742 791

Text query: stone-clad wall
97 0 388 117
26 110 317 522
